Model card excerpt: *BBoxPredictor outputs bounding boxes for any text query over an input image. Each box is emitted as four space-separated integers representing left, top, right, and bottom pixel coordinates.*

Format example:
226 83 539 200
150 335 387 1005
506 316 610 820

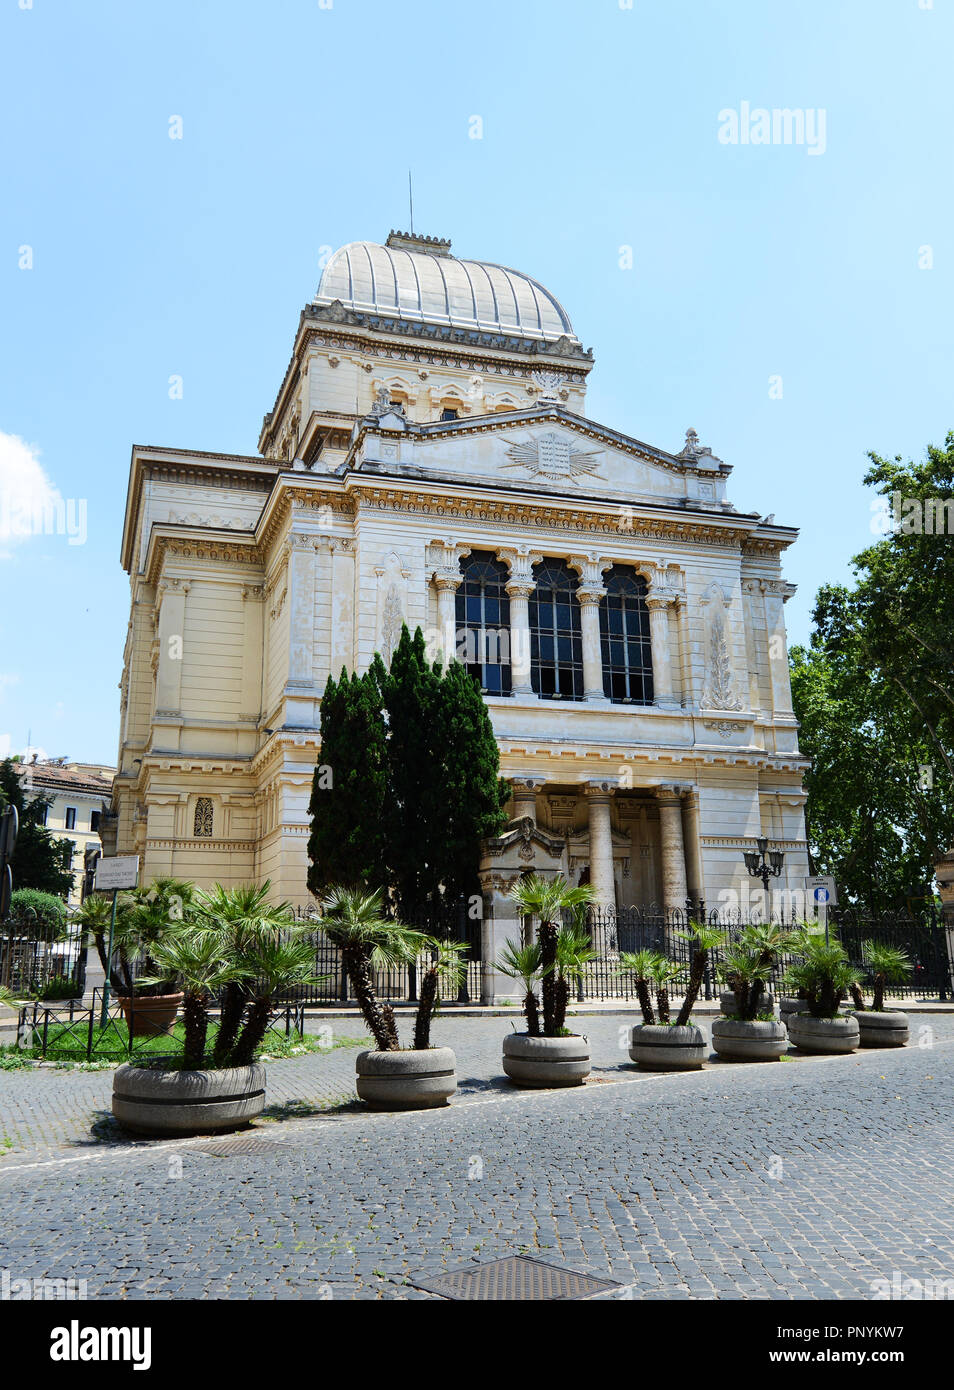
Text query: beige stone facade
110 231 810 944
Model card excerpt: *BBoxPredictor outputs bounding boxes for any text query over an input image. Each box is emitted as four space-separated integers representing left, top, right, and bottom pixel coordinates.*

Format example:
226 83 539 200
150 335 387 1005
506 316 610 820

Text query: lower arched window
529 559 583 700
455 552 512 694
600 566 654 703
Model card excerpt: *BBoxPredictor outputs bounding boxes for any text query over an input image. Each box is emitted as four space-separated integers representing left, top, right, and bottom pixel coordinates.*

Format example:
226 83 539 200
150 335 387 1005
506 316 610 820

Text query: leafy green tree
790 638 952 907
307 667 388 896
0 758 73 898
8 888 67 941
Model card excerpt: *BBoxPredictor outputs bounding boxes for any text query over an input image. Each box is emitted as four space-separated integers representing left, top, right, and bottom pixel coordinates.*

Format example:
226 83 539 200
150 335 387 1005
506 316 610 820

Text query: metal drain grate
409 1255 620 1301
186 1135 277 1158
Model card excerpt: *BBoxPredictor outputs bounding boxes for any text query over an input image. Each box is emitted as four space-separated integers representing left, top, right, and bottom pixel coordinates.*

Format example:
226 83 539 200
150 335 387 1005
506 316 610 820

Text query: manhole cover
409 1255 619 1301
186 1135 276 1158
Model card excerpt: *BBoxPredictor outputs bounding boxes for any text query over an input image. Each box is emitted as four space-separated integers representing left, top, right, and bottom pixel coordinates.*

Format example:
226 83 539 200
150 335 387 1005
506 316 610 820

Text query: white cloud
0 431 65 548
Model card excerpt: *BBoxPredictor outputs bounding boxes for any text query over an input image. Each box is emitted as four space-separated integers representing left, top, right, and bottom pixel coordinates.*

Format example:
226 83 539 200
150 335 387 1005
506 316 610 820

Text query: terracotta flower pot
117 992 183 1038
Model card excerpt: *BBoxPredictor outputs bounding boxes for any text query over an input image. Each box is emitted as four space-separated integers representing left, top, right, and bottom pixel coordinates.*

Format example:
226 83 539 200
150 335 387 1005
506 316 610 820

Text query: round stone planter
629 1023 707 1070
719 989 778 1020
355 1047 456 1110
112 1061 265 1136
711 1017 788 1062
779 997 806 1023
116 992 184 1038
502 1033 591 1087
853 1010 909 1048
786 1013 859 1054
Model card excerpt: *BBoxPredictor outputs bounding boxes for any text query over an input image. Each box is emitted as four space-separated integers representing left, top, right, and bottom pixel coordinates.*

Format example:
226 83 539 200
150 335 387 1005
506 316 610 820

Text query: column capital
504 579 535 600
655 782 690 803
567 553 612 587
576 587 604 608
646 590 679 612
432 570 462 592
512 776 546 793
585 778 618 800
497 546 543 582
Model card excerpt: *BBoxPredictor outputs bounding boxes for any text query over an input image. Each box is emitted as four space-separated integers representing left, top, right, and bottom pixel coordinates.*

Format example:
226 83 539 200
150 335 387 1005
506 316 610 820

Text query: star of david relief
502 431 604 484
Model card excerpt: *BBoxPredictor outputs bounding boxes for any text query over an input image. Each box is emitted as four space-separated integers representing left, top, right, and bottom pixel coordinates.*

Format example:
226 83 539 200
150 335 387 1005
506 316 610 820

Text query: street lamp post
743 837 784 913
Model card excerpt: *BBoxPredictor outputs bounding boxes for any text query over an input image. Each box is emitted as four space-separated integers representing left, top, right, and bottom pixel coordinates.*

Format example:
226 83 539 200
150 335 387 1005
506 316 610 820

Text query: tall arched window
193 797 214 838
455 552 512 694
529 558 584 700
600 565 654 704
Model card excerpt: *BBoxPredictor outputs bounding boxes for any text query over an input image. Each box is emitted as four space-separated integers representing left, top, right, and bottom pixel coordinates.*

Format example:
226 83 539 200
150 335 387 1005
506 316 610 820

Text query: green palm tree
71 893 116 984
675 921 725 1026
190 881 298 1065
145 926 249 1068
507 875 597 1036
554 925 600 1032
320 886 430 1051
414 939 468 1050
859 942 912 1011
617 949 667 1025
733 922 795 1013
647 955 683 1025
497 940 546 1036
783 937 862 1019
718 942 776 1020
230 933 321 1065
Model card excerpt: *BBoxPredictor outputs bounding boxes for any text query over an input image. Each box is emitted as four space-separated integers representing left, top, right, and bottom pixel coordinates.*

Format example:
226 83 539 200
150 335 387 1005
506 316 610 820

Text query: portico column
433 574 461 665
656 785 689 916
585 781 617 910
511 777 542 823
505 580 534 695
577 589 606 700
647 594 678 708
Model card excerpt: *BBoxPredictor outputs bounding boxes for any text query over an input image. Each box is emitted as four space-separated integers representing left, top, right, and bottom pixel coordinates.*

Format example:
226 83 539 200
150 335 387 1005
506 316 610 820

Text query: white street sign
94 855 140 891
805 874 838 907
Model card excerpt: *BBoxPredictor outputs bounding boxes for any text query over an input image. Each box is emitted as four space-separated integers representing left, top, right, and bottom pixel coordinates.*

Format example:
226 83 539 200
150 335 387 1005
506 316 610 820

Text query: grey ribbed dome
315 237 577 341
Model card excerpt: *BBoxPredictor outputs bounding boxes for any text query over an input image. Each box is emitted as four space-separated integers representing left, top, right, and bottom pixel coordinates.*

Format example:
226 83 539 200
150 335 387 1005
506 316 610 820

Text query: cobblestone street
2 1014 953 1300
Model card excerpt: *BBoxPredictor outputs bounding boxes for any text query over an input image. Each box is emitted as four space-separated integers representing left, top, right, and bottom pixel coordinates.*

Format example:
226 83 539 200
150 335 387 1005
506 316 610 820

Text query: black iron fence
17 989 306 1062
268 903 483 1006
579 903 954 1003
0 931 86 999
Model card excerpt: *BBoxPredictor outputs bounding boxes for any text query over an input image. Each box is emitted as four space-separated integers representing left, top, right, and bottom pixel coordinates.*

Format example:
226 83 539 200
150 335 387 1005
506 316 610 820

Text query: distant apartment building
18 757 115 905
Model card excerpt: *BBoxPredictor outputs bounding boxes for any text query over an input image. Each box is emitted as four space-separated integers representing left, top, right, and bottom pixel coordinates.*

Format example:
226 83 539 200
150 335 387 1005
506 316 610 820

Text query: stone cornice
255 479 356 557
122 445 277 574
344 477 757 548
143 528 263 587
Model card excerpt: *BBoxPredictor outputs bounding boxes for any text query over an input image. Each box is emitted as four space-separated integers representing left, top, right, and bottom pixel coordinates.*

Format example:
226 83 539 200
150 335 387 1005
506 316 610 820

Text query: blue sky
1 0 951 766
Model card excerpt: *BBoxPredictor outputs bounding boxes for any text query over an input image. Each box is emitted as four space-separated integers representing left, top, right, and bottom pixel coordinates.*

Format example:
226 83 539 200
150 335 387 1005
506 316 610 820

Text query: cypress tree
383 626 442 915
307 667 387 895
438 661 510 905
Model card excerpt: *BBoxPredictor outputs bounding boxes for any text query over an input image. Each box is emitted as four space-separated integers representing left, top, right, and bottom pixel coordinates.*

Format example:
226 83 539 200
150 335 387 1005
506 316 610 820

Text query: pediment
354 408 720 508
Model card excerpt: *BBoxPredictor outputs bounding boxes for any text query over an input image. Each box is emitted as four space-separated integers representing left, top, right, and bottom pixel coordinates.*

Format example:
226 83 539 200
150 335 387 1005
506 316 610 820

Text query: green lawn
6 1017 368 1066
